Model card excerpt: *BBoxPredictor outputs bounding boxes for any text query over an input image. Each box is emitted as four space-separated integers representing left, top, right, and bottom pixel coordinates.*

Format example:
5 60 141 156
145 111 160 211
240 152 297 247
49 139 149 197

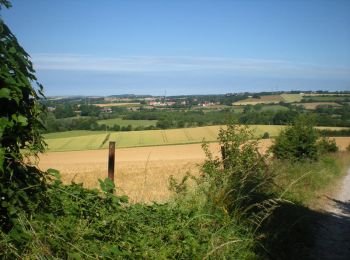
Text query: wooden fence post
108 141 115 182
221 145 228 169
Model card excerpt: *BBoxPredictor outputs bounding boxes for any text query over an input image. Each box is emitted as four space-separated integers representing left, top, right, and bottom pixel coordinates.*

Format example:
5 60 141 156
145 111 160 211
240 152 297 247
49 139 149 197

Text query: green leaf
12 114 28 126
0 88 11 99
9 46 16 54
0 148 5 172
47 168 61 179
98 178 115 193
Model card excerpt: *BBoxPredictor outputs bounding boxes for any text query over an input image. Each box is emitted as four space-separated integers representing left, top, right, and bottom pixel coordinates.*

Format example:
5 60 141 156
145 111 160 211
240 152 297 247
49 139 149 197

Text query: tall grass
273 152 350 205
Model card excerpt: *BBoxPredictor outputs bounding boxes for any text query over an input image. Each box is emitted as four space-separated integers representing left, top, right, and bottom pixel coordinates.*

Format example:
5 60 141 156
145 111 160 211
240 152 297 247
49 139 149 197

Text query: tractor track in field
311 168 350 259
183 129 194 141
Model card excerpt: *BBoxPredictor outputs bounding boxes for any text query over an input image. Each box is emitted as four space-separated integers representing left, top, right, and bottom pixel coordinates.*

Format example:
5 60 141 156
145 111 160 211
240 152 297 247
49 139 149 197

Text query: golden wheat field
37 137 350 203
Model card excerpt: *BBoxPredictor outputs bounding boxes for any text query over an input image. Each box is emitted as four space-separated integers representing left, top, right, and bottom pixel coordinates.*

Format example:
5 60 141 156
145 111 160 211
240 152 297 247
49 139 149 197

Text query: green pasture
97 118 157 127
260 105 288 111
44 125 348 152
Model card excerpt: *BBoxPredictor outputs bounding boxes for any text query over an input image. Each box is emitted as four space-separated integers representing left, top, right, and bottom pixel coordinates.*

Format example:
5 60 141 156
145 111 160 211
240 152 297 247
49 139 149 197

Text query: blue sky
2 0 350 96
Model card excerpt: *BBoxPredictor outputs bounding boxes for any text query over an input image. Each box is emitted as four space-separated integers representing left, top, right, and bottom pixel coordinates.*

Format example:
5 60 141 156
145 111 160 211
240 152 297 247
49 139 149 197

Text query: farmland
298 102 342 110
302 95 350 102
233 94 283 105
38 137 350 202
44 125 348 152
97 118 157 128
280 93 303 102
94 102 140 107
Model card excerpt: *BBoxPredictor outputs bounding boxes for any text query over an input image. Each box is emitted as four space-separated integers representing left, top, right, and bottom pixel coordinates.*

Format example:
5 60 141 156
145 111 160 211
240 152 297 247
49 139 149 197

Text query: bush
271 115 319 161
317 137 339 154
198 124 276 216
262 132 270 139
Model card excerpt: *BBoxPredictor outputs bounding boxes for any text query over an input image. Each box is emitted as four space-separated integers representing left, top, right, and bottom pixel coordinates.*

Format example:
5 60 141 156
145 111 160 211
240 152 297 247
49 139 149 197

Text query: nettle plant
0 1 48 231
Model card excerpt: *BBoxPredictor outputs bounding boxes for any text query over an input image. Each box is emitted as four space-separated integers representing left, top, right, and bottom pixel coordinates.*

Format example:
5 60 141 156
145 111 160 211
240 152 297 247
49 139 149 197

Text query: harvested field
38 137 350 202
298 102 342 110
281 93 303 102
233 95 283 105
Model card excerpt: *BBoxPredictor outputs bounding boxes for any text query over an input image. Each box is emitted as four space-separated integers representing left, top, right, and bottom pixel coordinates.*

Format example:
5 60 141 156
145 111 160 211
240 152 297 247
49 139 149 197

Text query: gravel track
312 168 350 259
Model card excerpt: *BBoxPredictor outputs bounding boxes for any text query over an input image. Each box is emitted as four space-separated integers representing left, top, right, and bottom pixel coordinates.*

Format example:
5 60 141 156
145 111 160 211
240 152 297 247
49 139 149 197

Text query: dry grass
37 138 350 203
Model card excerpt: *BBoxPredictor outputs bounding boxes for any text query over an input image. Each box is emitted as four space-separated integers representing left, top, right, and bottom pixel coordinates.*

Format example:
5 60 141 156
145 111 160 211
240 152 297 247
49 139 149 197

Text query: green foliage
317 137 339 154
0 2 48 231
272 154 344 204
271 115 319 161
262 132 270 139
53 104 76 118
0 170 257 259
199 125 275 215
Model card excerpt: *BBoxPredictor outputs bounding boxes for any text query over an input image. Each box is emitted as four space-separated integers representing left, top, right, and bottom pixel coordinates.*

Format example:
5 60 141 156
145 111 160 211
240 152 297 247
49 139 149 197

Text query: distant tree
272 110 299 125
54 104 75 118
243 105 253 113
253 104 263 111
80 104 100 117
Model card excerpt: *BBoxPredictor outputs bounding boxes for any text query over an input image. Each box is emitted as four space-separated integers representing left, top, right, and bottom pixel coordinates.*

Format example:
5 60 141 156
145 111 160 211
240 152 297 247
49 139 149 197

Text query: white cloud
31 53 350 80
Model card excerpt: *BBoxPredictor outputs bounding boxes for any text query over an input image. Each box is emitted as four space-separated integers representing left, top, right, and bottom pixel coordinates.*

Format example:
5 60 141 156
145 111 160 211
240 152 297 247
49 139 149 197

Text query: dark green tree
271 115 319 160
0 1 48 231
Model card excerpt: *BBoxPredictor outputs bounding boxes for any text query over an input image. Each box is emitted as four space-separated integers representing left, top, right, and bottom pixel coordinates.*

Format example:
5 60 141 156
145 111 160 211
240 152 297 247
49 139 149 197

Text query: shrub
271 115 319 161
317 137 338 154
262 132 270 139
199 124 276 217
346 144 350 152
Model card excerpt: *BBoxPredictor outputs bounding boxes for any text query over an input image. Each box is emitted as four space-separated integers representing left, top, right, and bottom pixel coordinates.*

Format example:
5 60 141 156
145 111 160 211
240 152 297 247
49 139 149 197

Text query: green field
260 105 289 111
97 118 157 128
44 130 106 139
44 125 348 152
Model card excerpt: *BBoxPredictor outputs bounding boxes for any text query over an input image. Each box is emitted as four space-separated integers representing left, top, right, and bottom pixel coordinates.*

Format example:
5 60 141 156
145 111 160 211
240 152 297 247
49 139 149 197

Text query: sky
2 0 350 96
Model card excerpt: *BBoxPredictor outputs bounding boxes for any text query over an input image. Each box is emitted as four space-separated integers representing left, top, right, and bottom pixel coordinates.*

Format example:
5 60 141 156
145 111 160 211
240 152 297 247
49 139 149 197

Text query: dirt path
312 168 350 259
